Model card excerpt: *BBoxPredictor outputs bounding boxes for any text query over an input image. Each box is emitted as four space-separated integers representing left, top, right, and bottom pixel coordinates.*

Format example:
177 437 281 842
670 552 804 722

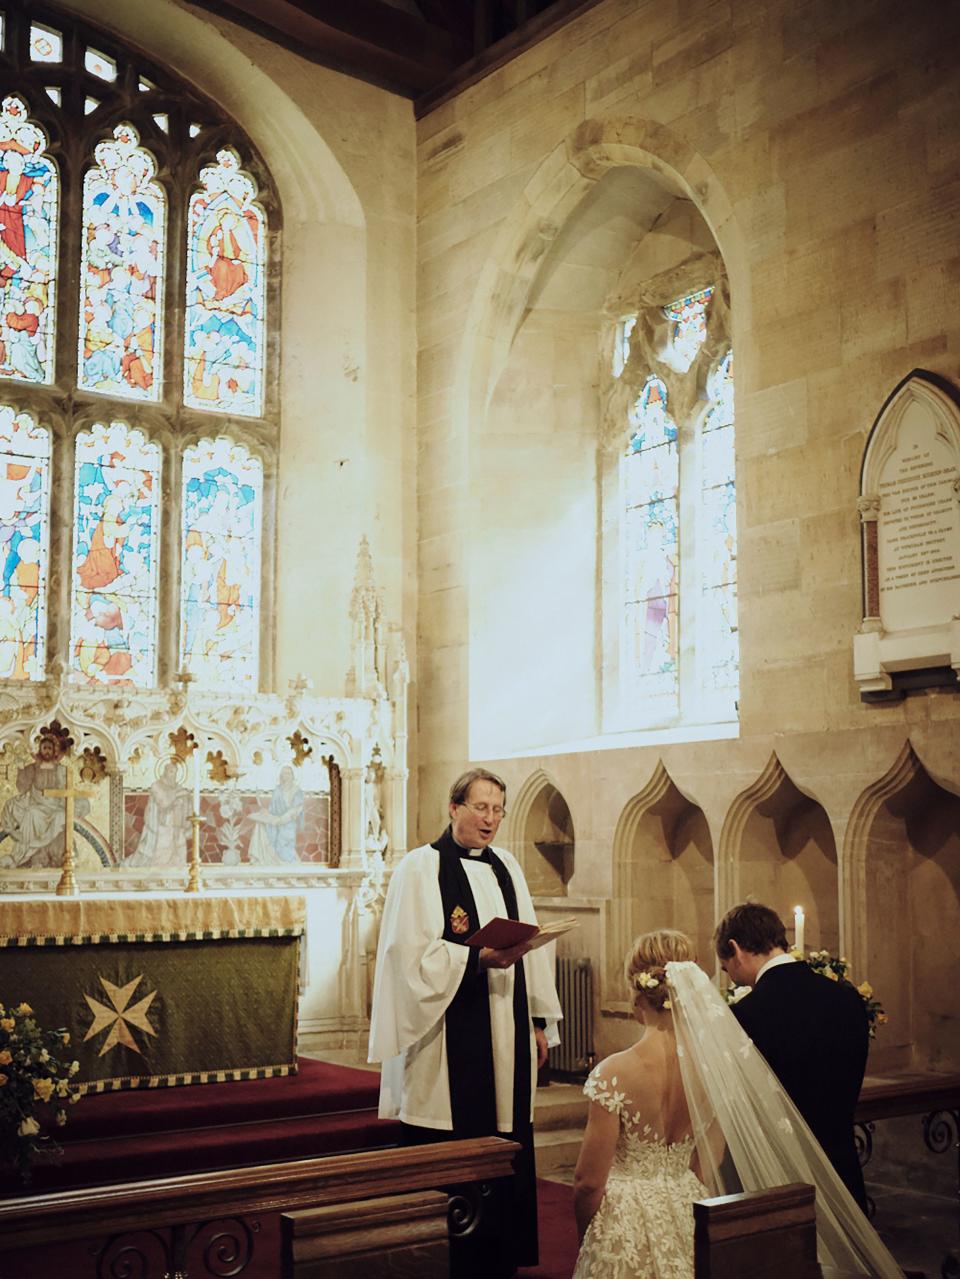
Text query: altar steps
3 1057 400 1196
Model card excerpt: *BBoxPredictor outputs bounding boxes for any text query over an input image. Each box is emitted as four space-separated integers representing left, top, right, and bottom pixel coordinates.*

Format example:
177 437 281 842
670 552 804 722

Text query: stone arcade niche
723 755 838 955
847 744 960 1074
514 773 575 898
605 762 713 1011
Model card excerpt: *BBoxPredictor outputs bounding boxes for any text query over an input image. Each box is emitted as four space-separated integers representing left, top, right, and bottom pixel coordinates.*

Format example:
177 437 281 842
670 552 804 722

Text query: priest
368 766 562 1276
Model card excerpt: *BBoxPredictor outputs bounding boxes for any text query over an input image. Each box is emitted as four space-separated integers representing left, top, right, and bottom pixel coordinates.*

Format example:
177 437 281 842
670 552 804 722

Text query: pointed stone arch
505 768 574 898
602 761 713 1012
427 115 747 763
844 741 960 1072
719 753 839 954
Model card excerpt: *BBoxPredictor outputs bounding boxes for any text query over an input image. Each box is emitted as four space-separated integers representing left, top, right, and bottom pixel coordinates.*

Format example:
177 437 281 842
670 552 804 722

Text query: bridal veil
665 961 902 1279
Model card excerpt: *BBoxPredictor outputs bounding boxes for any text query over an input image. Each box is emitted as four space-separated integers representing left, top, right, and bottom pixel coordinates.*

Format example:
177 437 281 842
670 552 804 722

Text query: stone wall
415 0 960 1068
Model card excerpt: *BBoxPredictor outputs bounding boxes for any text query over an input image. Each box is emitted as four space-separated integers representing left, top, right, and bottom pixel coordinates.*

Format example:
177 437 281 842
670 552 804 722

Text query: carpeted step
534 1126 584 1176
4 1057 399 1197
63 1056 381 1140
534 1081 588 1132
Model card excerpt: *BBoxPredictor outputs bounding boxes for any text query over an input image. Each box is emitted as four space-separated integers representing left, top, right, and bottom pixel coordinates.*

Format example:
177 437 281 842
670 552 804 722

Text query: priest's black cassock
369 826 562 1276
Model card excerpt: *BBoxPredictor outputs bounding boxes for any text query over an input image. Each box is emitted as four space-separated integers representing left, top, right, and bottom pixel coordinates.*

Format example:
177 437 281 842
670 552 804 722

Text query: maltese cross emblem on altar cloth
83 975 158 1057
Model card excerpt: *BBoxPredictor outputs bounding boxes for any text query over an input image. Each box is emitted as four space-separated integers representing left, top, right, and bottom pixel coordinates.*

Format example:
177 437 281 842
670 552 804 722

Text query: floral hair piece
635 971 660 990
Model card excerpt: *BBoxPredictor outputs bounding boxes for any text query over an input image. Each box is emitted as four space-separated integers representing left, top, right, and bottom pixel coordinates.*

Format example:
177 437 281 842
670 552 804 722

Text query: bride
572 929 903 1279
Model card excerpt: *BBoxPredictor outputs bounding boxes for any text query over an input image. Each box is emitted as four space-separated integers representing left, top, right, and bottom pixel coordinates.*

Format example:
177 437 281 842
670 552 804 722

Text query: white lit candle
793 905 805 954
193 747 201 815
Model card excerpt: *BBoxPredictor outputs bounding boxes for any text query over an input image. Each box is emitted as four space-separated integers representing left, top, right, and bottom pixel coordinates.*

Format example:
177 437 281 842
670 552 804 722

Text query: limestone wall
415 0 960 1069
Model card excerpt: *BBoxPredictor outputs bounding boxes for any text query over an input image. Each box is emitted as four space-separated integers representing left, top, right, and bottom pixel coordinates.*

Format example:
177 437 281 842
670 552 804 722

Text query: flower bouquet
725 950 886 1037
0 1000 81 1179
801 950 887 1037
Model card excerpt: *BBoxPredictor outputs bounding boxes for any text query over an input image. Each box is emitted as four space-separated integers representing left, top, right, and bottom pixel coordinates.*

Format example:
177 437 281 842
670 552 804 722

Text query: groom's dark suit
732 959 869 1211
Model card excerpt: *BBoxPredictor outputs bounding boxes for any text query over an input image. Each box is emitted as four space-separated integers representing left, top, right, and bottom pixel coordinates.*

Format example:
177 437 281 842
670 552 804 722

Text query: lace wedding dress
572 1063 707 1279
573 964 902 1279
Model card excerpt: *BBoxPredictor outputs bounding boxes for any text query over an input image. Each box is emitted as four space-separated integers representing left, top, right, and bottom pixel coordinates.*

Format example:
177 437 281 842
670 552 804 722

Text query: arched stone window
0 3 279 690
607 280 738 732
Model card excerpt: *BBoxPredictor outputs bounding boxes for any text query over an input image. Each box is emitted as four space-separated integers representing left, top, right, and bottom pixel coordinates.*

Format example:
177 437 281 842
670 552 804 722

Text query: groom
715 901 870 1212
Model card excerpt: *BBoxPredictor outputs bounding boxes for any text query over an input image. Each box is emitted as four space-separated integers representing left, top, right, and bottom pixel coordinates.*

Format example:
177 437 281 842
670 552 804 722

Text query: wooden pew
694 1183 848 1279
282 1189 450 1277
0 1136 517 1279
694 1184 926 1279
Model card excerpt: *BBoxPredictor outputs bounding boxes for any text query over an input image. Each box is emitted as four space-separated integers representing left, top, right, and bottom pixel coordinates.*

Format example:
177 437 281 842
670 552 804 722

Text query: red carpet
3 1056 400 1195
524 1178 578 1279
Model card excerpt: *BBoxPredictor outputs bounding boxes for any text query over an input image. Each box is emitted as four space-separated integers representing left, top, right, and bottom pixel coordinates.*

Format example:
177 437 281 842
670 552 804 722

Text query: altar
0 893 304 1091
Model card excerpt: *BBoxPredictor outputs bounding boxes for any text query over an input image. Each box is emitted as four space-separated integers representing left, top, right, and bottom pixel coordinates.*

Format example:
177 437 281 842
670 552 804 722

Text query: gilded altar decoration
38 719 74 758
288 729 312 765
205 747 236 783
168 725 198 763
78 745 107 784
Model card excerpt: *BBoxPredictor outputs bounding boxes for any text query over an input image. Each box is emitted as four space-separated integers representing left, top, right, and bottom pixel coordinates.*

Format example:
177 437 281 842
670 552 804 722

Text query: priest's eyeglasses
460 801 507 820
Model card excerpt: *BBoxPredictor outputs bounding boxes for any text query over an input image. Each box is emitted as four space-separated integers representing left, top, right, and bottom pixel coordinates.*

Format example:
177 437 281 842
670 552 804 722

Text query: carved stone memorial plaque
855 371 960 698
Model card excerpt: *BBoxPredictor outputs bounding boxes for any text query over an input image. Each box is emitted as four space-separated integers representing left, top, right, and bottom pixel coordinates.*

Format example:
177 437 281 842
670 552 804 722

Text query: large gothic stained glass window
70 422 160 686
0 96 59 385
0 5 277 692
180 437 263 689
184 149 266 416
612 286 738 730
0 406 51 680
78 123 165 400
623 376 680 718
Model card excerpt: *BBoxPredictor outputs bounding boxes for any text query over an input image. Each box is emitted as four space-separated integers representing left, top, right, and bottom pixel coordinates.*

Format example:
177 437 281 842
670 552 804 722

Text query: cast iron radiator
548 956 595 1078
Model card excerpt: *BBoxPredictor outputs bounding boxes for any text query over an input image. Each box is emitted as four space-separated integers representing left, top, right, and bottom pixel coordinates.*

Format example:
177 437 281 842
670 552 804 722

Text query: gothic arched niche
521 779 574 898
468 157 727 756
604 763 713 1011
724 755 838 955
849 745 960 1073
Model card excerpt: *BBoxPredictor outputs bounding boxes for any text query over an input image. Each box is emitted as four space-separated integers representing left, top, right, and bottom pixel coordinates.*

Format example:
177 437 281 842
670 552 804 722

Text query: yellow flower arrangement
0 1002 82 1180
726 949 886 1038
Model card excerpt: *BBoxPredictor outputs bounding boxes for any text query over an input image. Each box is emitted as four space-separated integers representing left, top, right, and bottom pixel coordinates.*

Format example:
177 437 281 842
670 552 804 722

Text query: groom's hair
714 902 788 958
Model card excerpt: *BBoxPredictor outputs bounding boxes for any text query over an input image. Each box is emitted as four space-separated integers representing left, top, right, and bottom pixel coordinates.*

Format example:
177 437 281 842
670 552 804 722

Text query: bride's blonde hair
624 929 695 1014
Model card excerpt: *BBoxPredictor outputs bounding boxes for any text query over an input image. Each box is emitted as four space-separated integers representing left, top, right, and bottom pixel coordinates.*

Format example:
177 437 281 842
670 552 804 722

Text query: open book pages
465 915 579 949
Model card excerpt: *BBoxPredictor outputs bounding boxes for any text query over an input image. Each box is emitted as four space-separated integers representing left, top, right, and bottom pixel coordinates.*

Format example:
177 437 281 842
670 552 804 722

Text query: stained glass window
70 422 161 686
29 25 62 63
84 49 117 82
180 437 262 688
78 122 165 401
623 376 679 715
0 9 277 690
698 351 738 705
184 149 266 416
662 286 713 374
613 278 737 730
613 314 637 379
0 96 59 385
0 405 51 680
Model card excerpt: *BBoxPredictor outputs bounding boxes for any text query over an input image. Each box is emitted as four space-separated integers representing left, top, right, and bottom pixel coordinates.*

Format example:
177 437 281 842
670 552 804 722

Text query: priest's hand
535 1026 548 1068
479 940 532 969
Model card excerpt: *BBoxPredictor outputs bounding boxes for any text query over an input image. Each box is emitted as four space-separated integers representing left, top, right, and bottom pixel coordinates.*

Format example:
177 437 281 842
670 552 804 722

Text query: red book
464 916 578 949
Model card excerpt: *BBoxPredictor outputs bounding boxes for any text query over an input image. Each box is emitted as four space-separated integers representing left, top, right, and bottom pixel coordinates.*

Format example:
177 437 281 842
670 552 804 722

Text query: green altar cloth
0 894 304 1092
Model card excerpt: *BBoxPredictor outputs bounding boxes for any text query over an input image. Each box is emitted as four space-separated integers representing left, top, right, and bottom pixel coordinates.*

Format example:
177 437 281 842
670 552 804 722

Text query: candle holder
187 813 203 893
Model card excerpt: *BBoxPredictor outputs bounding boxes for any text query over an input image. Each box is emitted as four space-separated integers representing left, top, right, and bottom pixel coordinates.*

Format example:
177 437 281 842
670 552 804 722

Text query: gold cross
45 764 94 897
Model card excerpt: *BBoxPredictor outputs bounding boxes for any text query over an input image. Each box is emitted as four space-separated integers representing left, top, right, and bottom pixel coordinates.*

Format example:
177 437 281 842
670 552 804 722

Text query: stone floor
868 1180 958 1278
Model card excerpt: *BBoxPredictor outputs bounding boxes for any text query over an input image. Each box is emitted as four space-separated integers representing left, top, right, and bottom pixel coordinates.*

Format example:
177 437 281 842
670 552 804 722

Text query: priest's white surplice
368 841 562 1131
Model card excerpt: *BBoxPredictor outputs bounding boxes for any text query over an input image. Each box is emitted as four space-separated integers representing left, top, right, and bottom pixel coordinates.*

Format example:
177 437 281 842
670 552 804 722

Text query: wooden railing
0 1137 518 1279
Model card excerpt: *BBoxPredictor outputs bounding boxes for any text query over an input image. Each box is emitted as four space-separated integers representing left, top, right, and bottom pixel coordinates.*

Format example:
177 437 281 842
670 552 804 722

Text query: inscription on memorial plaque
877 405 960 634
855 371 960 698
